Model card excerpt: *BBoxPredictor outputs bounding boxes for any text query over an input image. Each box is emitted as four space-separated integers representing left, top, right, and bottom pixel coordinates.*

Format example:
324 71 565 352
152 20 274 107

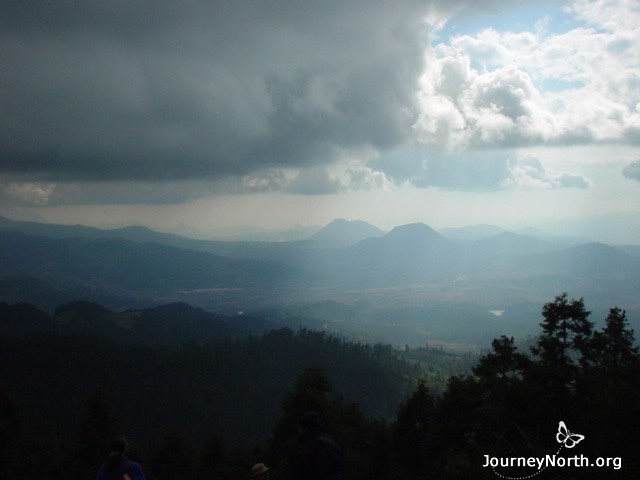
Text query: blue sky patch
438 2 581 41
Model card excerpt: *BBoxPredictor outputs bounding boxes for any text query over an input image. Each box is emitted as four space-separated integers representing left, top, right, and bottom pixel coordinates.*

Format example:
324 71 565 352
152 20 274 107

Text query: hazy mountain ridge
0 215 186 245
0 230 302 311
459 231 570 272
1 216 639 347
439 224 506 242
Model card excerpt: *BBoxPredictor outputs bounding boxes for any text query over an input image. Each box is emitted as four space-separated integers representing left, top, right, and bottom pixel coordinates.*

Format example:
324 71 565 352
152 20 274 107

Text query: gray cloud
6 0 591 205
285 168 344 195
0 0 435 188
555 172 591 189
372 147 517 191
418 152 512 191
622 160 640 182
373 149 591 191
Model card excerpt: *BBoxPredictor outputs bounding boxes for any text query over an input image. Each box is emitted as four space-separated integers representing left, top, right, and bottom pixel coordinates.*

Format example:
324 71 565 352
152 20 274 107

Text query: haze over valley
2 215 638 350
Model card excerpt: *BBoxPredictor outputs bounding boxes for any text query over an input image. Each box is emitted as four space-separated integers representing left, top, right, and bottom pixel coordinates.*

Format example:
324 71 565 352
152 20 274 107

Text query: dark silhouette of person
96 436 146 480
288 412 344 480
251 462 271 479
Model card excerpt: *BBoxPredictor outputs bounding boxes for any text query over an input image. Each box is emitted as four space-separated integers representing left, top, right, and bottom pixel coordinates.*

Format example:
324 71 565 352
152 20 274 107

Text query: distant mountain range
1 215 639 347
439 224 506 242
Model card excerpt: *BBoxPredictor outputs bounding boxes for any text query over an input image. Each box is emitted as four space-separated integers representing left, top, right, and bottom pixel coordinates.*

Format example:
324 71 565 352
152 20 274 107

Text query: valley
1 215 638 350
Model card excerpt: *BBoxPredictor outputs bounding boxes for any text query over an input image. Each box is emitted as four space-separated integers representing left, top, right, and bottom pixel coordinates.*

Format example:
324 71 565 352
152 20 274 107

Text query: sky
1 0 639 242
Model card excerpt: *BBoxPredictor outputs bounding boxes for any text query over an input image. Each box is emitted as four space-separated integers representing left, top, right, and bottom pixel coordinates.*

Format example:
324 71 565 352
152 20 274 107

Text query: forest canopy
0 293 637 479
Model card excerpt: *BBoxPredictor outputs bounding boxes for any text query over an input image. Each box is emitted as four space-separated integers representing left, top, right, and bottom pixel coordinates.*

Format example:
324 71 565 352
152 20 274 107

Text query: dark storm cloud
0 0 434 185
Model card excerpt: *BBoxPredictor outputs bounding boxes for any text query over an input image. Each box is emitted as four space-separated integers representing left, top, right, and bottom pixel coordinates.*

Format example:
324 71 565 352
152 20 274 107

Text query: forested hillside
0 300 449 478
1 294 638 479
0 300 277 343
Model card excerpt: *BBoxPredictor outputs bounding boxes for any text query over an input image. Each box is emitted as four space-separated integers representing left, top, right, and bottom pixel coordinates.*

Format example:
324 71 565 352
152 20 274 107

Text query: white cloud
414 0 640 151
503 156 591 189
1 182 55 206
567 0 640 32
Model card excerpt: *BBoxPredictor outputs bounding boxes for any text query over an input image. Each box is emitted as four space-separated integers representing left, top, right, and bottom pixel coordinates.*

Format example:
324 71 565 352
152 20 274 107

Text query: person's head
251 462 270 479
110 436 129 456
298 411 321 437
104 436 129 470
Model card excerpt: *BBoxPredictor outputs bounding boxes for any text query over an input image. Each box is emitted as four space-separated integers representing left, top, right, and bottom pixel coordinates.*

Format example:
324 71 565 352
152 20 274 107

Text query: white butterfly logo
556 421 585 449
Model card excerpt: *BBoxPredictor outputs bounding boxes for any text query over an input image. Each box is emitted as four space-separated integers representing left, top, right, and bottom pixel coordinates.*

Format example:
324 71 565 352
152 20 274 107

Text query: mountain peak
376 223 457 252
306 218 383 246
385 222 440 239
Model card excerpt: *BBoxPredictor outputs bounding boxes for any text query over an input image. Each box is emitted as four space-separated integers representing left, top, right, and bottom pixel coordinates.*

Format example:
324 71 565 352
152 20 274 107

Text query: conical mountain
381 223 455 250
332 223 461 285
305 218 384 246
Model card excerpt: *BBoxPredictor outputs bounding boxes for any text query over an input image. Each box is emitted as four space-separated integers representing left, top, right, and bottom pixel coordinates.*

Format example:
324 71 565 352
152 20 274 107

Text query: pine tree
393 381 435 475
586 307 640 473
472 336 529 384
591 307 640 376
529 293 593 417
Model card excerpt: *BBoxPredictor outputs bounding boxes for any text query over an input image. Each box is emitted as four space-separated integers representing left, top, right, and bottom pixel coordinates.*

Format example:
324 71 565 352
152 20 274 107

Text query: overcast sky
1 0 639 242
